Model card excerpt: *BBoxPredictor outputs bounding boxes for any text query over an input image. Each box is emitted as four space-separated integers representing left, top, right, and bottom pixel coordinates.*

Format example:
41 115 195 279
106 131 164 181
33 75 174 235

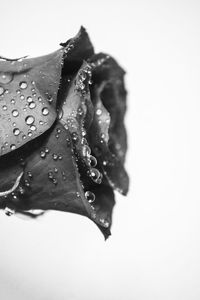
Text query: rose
0 27 129 239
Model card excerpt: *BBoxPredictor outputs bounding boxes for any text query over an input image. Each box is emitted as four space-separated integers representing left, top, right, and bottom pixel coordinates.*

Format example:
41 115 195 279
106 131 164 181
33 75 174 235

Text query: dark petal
87 55 129 195
17 123 93 218
60 26 94 75
0 50 63 156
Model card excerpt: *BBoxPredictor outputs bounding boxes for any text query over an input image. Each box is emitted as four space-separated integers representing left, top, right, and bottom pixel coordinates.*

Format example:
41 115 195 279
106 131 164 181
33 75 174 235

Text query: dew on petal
25 115 35 125
13 128 20 136
42 107 49 116
29 101 36 109
10 144 16 151
12 109 19 117
85 191 95 203
19 81 28 89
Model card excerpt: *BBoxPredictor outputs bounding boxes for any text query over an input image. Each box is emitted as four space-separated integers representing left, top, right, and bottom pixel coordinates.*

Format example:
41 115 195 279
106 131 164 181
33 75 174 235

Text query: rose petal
0 50 63 156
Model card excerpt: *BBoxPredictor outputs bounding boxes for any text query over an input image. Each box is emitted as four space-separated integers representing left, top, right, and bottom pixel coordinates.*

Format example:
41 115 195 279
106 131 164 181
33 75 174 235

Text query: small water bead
99 218 109 228
58 109 63 120
27 171 33 179
71 132 78 142
42 107 49 116
2 105 7 111
19 81 28 89
96 109 102 116
11 99 15 104
48 171 54 179
12 109 19 117
22 135 26 140
52 154 58 160
38 97 42 102
0 73 13 84
25 115 35 125
40 151 46 158
5 207 15 216
29 101 36 109
28 131 32 137
30 125 36 131
58 155 63 160
18 186 25 195
103 160 107 166
20 95 25 100
44 147 49 153
54 168 58 173
85 191 95 203
10 144 16 151
27 96 32 103
82 128 86 137
0 86 4 95
13 128 20 136
39 120 44 125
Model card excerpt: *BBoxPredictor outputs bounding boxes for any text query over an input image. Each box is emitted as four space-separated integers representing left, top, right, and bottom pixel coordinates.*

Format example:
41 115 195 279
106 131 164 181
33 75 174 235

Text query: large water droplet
42 107 49 116
25 115 35 125
12 109 19 117
0 73 13 84
19 81 28 89
13 128 20 136
85 191 95 203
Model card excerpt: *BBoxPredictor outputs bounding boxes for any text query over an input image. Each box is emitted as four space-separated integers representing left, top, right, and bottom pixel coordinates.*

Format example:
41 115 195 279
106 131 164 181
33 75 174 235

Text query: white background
0 0 200 299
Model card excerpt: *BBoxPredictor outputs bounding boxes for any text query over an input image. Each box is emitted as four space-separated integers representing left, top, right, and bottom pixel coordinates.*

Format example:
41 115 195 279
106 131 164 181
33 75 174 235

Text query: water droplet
71 132 78 142
10 144 16 151
78 107 83 116
99 218 109 228
25 115 35 125
16 89 21 94
39 120 44 125
20 95 25 100
18 186 25 195
13 128 20 136
103 160 107 166
11 98 15 104
54 168 58 173
89 168 102 183
0 86 4 95
28 101 36 109
85 191 95 203
58 109 63 120
42 107 49 116
89 155 97 167
19 81 28 89
52 154 58 160
53 178 58 185
0 73 13 84
27 96 32 103
44 147 49 153
12 109 19 117
40 151 46 158
30 125 36 131
2 105 7 111
96 109 102 116
22 135 26 140
5 207 15 216
58 155 63 160
82 145 91 157
48 171 53 179
27 171 33 179
28 131 32 137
